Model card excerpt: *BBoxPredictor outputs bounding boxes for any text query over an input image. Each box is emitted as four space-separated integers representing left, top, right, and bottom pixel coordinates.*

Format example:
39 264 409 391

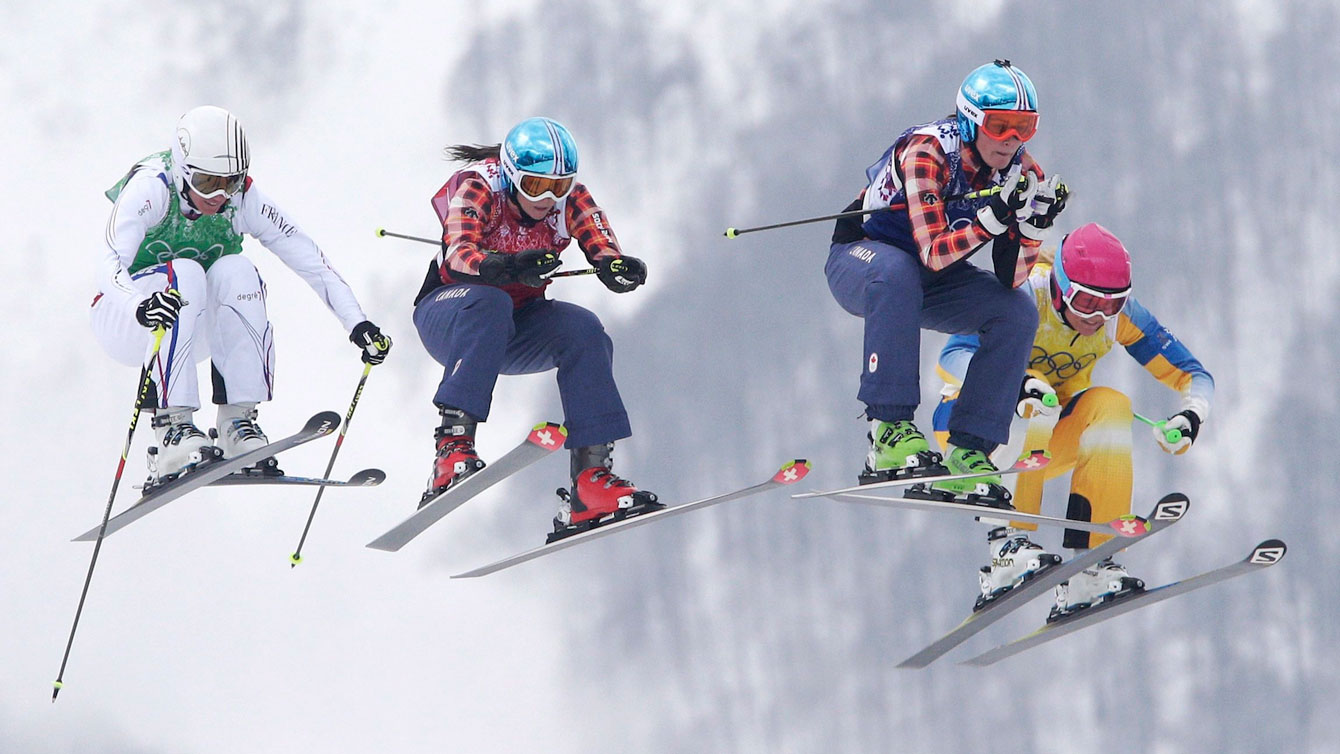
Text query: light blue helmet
500 117 579 200
955 59 1038 144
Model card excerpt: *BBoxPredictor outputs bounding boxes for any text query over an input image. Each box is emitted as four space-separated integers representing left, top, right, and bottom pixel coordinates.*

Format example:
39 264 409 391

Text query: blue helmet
500 117 579 201
956 59 1038 144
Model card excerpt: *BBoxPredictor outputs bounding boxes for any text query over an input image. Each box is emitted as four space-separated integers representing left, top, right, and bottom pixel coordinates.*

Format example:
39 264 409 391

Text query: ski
73 411 341 542
208 468 385 488
792 450 1050 502
896 493 1190 669
451 459 811 578
365 422 566 552
813 490 1138 538
961 538 1287 666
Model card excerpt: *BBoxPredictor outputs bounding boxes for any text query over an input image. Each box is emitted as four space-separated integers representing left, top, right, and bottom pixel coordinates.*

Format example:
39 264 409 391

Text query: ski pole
290 362 372 566
374 229 596 277
722 186 1003 239
54 326 166 702
1133 412 1183 445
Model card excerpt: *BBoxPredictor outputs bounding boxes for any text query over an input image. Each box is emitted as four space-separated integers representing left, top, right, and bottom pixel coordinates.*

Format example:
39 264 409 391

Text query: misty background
2 1 1334 752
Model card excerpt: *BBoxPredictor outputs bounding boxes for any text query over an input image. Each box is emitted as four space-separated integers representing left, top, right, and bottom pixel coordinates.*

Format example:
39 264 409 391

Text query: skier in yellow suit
933 222 1214 618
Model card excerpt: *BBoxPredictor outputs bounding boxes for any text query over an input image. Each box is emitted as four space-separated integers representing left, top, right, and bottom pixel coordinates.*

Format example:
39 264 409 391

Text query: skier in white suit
90 105 391 483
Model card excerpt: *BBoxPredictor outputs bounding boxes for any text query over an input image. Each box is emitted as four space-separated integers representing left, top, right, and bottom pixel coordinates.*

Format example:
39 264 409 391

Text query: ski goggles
979 109 1040 142
1061 281 1130 320
188 169 246 199
515 172 575 202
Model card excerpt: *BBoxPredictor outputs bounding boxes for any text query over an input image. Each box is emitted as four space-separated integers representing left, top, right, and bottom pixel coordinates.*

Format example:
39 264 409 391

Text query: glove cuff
976 205 1010 236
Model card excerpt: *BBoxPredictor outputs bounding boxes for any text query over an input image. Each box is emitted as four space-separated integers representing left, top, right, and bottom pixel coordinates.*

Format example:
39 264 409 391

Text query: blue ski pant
413 284 631 449
825 240 1037 448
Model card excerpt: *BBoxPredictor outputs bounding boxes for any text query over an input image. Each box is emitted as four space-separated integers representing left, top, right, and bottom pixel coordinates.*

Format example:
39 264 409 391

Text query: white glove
1154 409 1202 455
1018 176 1069 242
1016 375 1060 418
976 171 1038 236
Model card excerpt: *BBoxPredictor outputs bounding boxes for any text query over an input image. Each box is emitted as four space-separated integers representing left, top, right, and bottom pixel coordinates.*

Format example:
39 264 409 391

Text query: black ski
961 538 1287 666
72 412 341 541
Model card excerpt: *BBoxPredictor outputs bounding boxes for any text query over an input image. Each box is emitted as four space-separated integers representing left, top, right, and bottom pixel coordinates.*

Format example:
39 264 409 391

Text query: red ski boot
420 432 486 508
548 467 662 543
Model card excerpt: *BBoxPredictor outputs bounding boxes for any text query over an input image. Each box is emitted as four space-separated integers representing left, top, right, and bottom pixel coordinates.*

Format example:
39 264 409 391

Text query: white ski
366 422 565 552
791 450 1049 501
961 538 1287 666
815 490 1139 538
73 412 341 542
452 460 812 578
896 493 1191 668
209 468 385 488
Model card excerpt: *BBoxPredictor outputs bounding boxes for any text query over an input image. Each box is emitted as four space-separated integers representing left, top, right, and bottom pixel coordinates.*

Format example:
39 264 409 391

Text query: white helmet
171 105 249 202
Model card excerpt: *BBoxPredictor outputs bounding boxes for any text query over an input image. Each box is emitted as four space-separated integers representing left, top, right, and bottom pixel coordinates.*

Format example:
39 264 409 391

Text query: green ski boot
925 446 1013 508
859 420 944 485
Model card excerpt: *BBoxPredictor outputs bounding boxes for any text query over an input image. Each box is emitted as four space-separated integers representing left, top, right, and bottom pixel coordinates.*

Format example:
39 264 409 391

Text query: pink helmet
1053 223 1132 319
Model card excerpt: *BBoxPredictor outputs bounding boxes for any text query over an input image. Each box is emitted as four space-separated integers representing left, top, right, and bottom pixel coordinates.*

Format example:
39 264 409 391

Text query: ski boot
1049 558 1145 622
419 407 486 508
548 443 662 543
911 445 1013 508
858 420 944 485
147 408 221 486
215 402 280 476
974 526 1063 611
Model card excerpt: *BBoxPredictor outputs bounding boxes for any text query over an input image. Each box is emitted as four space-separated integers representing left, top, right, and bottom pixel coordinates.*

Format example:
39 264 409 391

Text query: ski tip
526 422 566 450
1249 540 1287 565
350 469 386 486
772 459 812 485
307 411 342 437
1151 493 1190 521
1010 449 1050 472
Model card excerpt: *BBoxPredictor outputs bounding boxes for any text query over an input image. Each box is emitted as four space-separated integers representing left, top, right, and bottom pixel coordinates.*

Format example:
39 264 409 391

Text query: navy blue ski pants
825 240 1037 448
414 284 631 449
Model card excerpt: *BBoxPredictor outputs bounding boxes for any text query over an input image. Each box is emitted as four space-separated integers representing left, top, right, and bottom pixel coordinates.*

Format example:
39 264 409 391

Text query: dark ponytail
444 143 502 163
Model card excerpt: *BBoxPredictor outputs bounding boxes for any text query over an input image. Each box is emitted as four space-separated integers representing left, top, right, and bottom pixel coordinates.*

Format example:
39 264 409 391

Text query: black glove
1154 409 1202 455
976 171 1037 236
476 251 514 286
350 320 392 365
512 248 562 288
597 255 647 293
135 290 186 329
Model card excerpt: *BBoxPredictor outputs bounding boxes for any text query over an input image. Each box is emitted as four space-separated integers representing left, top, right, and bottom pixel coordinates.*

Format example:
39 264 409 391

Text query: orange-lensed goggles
189 170 246 198
979 109 1040 142
517 173 575 201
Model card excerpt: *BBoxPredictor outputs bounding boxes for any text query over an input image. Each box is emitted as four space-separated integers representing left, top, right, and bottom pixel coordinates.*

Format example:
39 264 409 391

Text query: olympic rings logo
1029 346 1097 380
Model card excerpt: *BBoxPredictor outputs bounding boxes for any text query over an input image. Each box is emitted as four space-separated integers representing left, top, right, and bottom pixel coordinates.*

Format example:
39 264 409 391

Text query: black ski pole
722 186 1003 238
290 362 372 566
375 229 596 277
53 327 166 702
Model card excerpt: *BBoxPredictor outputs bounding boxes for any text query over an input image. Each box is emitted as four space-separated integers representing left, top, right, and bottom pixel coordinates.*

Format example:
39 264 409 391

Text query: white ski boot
147 408 217 484
216 402 279 474
975 527 1062 611
1049 558 1145 622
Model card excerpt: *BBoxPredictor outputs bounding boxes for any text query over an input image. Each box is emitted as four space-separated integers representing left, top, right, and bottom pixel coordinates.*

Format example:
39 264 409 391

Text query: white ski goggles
1061 280 1130 320
188 169 246 199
